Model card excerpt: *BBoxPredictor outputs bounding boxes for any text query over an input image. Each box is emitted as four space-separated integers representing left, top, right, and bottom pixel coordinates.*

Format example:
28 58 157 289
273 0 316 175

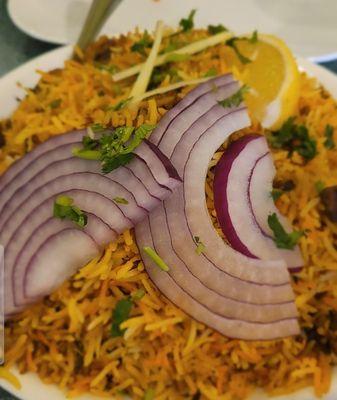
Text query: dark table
1 0 337 398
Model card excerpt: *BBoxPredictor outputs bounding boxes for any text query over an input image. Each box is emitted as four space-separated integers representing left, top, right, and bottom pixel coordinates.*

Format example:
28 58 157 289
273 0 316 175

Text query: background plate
7 0 337 61
0 47 337 400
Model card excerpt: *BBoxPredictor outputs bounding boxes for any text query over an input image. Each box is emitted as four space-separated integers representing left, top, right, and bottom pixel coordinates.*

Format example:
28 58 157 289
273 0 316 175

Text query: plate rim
0 47 337 400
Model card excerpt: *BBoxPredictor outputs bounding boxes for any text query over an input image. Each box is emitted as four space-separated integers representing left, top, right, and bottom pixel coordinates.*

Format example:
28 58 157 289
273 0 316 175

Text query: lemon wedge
224 34 300 130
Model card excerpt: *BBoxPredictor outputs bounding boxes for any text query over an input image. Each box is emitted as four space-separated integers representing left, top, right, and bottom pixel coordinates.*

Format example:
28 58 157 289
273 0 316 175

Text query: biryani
1 13 337 400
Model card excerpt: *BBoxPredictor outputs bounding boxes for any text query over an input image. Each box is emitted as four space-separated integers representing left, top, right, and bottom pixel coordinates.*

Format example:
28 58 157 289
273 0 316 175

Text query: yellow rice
1 29 337 400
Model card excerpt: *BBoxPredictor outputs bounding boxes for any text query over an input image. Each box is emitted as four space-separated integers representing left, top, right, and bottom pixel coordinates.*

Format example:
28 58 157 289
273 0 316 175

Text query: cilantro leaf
315 180 326 194
324 124 335 149
268 213 304 250
207 24 228 35
193 236 206 255
271 189 283 201
107 97 132 111
49 99 62 109
111 297 133 337
218 85 249 108
179 9 197 32
131 30 153 55
53 195 88 228
143 247 170 271
225 31 258 64
73 124 156 174
203 67 217 78
269 117 317 161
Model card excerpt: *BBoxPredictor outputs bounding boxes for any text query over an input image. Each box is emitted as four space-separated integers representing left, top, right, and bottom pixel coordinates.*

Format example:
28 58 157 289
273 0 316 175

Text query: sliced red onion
136 74 299 339
150 74 234 145
214 135 303 269
7 214 114 315
135 220 299 340
0 130 84 192
25 229 99 299
1 133 182 316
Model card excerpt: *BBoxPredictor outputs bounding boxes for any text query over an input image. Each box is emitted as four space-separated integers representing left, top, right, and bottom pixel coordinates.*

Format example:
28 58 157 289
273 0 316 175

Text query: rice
1 29 337 400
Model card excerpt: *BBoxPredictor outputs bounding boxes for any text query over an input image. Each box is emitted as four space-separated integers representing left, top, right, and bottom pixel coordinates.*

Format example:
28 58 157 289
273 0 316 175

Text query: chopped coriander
73 124 156 174
218 85 249 108
132 288 146 300
49 98 62 109
268 213 304 250
143 388 155 400
95 63 119 74
269 117 317 161
193 236 206 255
72 148 101 160
315 180 326 194
249 30 258 44
131 30 153 55
324 124 335 149
203 67 217 78
113 197 129 205
143 246 170 271
165 53 190 62
91 123 105 133
271 189 283 202
225 31 258 64
207 24 228 35
111 297 133 337
107 97 132 111
53 195 88 228
179 9 197 32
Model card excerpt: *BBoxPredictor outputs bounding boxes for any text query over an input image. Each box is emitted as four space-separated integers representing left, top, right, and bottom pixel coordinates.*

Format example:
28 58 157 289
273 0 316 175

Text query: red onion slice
150 74 234 145
214 135 303 269
0 130 84 192
135 220 299 340
25 229 99 299
1 133 182 316
136 74 299 339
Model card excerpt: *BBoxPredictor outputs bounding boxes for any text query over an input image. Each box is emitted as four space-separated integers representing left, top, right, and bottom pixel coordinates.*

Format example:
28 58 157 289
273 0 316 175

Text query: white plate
7 0 337 61
0 45 337 400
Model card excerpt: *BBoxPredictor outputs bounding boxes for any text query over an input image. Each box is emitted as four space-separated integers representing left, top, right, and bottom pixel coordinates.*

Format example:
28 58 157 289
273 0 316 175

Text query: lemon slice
224 34 300 130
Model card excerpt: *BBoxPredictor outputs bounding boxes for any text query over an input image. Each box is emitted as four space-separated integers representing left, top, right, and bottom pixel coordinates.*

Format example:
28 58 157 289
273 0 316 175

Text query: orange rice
1 29 337 400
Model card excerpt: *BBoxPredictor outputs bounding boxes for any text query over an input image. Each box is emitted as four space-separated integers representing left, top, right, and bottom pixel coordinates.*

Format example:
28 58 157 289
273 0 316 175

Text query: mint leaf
268 213 304 250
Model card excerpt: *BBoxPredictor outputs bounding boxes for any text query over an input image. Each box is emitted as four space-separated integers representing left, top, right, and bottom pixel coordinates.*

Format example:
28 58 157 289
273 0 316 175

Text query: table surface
1 0 337 398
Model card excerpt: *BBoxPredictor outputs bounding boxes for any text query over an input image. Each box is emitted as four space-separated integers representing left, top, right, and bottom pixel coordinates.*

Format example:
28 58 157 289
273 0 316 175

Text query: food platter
0 43 337 400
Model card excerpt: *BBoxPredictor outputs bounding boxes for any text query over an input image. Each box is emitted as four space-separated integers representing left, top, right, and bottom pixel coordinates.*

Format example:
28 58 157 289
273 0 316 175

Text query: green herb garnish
131 30 153 55
271 189 283 202
324 124 335 149
225 31 258 64
218 85 249 108
143 388 155 400
113 197 129 205
268 213 304 250
143 246 170 271
207 24 228 35
111 289 145 337
193 236 206 255
315 180 326 194
165 53 190 62
107 97 132 111
49 99 62 109
95 63 119 74
111 297 133 337
132 288 146 300
179 9 197 32
269 117 317 161
73 124 156 173
53 195 88 228
203 67 217 78
90 123 105 133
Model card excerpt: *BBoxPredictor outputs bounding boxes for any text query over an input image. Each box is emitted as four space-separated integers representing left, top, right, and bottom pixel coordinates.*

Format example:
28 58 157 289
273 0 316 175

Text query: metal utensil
75 0 123 51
